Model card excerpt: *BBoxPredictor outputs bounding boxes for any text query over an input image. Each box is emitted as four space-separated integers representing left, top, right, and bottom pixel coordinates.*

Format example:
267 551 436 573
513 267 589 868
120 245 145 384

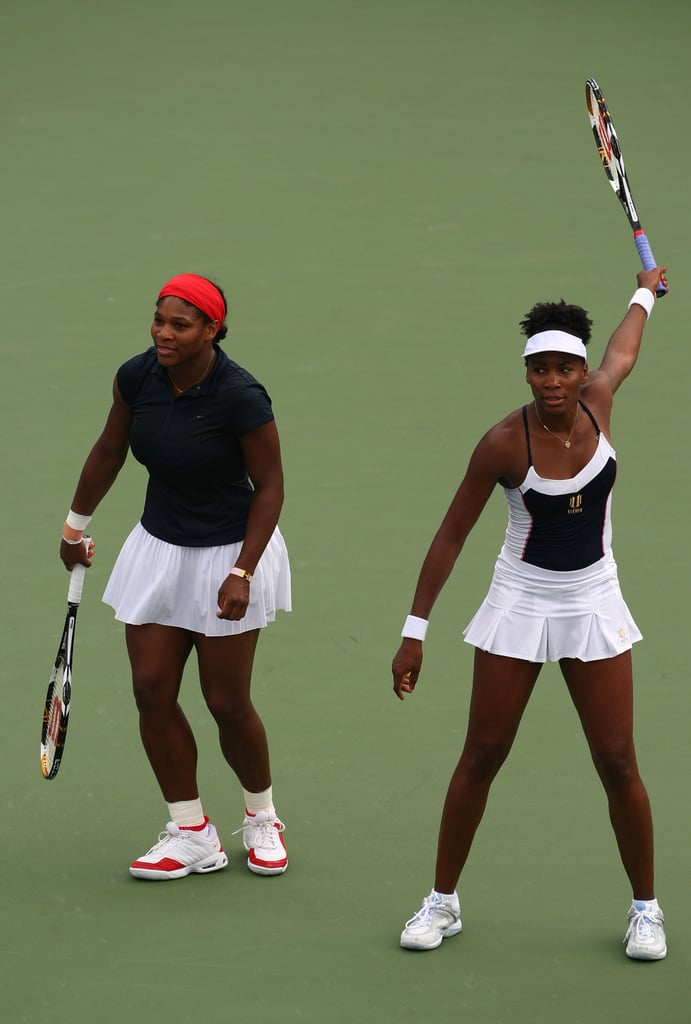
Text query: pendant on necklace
564 440 571 449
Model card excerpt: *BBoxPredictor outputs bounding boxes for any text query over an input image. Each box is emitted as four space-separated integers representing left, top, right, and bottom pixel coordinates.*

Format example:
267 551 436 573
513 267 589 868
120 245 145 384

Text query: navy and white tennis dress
463 401 642 662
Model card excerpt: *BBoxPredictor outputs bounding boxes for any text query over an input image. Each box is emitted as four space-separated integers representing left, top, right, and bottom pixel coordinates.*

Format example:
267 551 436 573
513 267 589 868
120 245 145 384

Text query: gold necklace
168 350 216 395
533 400 580 449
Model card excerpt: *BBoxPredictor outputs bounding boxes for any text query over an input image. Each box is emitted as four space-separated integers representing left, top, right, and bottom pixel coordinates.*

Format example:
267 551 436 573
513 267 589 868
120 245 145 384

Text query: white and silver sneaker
235 810 288 875
400 890 462 950
129 818 228 880
624 901 667 960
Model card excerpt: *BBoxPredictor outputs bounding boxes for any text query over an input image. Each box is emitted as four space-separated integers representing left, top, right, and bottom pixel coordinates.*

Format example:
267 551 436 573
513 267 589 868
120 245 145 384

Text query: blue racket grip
634 231 667 296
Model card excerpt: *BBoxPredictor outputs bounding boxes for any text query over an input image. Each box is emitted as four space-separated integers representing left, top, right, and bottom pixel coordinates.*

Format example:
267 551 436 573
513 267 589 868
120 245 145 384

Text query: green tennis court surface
3 1 690 1020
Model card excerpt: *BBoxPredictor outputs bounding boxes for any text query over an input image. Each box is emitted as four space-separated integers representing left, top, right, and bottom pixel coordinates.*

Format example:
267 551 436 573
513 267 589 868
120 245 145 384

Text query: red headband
157 274 226 329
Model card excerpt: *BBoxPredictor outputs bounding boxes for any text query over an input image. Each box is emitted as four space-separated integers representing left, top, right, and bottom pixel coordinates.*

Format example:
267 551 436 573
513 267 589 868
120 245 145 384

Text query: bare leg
561 652 655 899
125 623 197 802
434 650 541 893
195 629 271 794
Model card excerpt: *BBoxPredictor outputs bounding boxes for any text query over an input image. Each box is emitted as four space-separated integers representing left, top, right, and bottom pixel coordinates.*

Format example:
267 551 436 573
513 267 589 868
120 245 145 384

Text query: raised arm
596 267 668 394
60 378 133 568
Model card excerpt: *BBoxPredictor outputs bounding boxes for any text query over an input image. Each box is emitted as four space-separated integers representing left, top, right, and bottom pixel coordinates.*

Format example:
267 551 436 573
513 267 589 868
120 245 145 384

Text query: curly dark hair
519 300 593 347
199 279 228 343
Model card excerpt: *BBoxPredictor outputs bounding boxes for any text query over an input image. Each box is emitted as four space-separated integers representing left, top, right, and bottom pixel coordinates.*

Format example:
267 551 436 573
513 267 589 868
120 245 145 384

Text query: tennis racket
40 540 90 779
585 78 667 296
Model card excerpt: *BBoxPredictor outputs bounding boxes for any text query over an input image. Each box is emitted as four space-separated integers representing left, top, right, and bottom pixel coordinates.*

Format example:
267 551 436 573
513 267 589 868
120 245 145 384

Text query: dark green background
3 1 689 1020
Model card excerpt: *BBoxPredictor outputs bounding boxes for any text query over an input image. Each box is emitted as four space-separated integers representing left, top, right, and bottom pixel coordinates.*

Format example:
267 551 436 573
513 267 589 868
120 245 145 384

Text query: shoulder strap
578 398 600 436
521 405 533 466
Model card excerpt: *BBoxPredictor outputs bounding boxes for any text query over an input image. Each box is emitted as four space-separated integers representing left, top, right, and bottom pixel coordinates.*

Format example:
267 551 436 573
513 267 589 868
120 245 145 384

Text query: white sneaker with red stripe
129 817 228 880
236 810 288 875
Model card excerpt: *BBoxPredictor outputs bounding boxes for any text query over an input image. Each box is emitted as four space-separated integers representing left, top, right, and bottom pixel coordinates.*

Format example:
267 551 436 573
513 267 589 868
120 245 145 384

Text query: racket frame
585 78 666 295
40 545 89 779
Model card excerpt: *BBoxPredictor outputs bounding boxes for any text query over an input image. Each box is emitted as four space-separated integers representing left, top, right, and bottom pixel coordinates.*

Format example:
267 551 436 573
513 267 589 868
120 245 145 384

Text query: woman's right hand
392 639 424 701
636 265 668 296
60 533 94 570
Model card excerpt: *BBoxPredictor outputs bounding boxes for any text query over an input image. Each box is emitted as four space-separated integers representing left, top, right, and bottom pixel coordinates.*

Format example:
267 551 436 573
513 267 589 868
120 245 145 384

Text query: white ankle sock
243 786 275 815
167 798 206 828
634 897 660 912
432 889 459 906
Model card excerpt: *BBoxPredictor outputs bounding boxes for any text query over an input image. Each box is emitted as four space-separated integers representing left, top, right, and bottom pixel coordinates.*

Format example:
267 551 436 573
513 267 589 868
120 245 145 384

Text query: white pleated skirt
103 523 291 636
463 546 642 663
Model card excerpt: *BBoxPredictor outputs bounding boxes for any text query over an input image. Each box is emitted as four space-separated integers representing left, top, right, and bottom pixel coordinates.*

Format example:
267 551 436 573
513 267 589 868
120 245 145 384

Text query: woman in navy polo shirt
60 274 291 881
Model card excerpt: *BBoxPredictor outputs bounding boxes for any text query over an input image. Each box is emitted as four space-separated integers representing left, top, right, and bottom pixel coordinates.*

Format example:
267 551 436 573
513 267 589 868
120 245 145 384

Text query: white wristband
402 615 429 641
628 288 654 317
66 509 92 530
229 566 253 582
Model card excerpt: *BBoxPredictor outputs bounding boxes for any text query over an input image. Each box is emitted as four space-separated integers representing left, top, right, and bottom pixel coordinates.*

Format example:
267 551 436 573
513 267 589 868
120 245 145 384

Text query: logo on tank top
567 494 583 514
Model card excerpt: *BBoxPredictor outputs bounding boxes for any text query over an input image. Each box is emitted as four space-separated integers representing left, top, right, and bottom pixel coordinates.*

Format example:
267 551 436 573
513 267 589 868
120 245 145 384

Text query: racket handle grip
634 231 667 297
67 535 90 605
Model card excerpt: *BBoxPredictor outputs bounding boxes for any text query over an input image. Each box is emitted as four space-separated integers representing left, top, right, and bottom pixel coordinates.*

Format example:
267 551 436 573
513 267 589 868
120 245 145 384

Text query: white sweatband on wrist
66 509 92 530
401 615 429 641
628 288 654 317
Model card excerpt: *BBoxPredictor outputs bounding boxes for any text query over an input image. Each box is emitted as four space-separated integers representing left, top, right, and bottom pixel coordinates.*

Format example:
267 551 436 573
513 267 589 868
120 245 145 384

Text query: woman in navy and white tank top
392 267 669 960
504 401 616 571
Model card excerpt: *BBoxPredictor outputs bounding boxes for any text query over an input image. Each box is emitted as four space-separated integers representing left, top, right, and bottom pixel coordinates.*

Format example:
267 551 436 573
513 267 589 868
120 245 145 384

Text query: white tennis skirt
102 523 291 636
463 546 642 663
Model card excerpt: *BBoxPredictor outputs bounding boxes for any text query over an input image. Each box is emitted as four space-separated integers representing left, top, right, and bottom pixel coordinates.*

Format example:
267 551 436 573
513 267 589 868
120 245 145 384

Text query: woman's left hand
216 574 250 620
392 640 424 700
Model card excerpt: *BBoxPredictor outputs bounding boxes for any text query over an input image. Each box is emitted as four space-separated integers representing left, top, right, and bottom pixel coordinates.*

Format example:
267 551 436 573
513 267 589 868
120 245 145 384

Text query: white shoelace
405 896 446 929
143 823 181 855
625 908 663 945
144 822 211 855
232 814 285 849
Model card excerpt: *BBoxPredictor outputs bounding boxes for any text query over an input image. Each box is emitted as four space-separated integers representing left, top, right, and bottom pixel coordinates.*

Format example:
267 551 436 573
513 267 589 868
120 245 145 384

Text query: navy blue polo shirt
117 346 274 546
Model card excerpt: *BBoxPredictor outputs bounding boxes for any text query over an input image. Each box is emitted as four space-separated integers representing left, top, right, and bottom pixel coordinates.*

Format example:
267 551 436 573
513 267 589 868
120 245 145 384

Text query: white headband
522 330 587 360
